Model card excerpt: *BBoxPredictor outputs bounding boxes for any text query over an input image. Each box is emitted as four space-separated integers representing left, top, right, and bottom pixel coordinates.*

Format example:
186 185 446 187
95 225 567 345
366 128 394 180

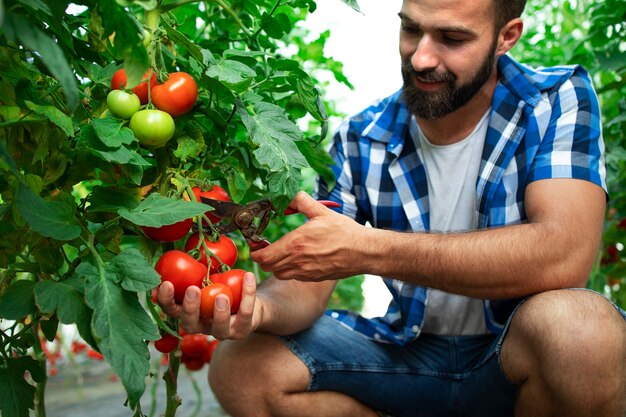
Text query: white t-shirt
412 110 491 335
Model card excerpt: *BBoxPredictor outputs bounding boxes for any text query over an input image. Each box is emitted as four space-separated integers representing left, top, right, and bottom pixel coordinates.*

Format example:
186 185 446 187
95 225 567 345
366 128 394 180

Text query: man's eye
401 25 421 34
443 36 465 46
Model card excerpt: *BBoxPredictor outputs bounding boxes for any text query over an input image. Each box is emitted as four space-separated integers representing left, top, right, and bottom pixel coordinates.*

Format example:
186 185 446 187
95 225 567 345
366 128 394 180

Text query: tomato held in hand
184 233 237 273
199 283 233 318
154 334 179 353
191 185 230 224
111 68 157 104
211 269 246 314
106 90 141 119
142 218 193 242
155 250 207 303
151 72 198 117
130 109 175 148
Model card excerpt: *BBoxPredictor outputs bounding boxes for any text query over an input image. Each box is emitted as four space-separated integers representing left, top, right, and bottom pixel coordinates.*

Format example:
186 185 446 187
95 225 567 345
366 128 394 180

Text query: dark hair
493 0 527 30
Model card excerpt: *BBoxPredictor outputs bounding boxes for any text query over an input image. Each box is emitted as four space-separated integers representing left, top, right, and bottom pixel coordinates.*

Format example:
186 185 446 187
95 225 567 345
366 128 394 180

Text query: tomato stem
163 317 182 417
32 326 48 417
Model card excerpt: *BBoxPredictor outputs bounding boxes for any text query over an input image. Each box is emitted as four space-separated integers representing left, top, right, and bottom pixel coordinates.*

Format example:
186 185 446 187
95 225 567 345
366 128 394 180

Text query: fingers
290 191 331 219
157 281 183 317
180 285 202 333
162 274 259 340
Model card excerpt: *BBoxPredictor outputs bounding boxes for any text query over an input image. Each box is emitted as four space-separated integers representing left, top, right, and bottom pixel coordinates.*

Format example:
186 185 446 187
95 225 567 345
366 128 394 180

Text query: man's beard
401 40 498 120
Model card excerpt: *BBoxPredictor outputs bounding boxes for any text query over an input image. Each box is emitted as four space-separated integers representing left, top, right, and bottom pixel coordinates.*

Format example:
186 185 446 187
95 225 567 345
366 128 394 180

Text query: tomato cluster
153 331 220 372
144 185 246 318
107 68 199 148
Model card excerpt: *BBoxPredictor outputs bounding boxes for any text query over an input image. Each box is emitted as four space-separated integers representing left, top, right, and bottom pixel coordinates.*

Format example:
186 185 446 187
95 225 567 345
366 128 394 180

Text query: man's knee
502 289 626 395
208 333 311 413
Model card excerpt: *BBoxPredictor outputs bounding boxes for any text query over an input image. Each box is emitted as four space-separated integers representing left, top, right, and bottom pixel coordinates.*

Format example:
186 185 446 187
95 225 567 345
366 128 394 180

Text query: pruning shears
200 196 340 251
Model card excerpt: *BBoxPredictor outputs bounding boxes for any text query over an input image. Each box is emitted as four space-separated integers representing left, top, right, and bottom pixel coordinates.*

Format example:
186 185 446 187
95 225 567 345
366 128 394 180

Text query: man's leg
500 289 626 417
208 332 379 417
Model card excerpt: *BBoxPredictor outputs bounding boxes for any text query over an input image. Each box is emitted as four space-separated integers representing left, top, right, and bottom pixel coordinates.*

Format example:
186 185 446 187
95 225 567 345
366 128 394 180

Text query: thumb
288 192 329 219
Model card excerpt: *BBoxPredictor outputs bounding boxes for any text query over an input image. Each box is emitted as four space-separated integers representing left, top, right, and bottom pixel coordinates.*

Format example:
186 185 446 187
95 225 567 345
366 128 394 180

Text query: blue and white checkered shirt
318 54 607 345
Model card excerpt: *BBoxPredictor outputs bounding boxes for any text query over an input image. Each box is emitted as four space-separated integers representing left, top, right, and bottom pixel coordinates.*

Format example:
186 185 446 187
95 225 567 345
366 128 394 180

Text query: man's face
399 0 500 120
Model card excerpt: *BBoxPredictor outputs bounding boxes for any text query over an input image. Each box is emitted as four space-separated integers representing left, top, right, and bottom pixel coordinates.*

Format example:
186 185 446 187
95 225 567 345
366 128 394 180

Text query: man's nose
410 35 439 72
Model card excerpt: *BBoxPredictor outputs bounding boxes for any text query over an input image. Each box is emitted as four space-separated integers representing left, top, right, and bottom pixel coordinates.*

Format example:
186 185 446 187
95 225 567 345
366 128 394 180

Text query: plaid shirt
318 54 607 345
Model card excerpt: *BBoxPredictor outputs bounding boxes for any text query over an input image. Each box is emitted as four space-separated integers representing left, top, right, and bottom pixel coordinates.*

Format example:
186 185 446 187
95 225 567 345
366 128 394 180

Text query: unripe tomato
111 68 157 104
130 109 175 148
106 90 141 119
184 233 237 273
142 218 193 242
199 283 233 318
155 250 207 303
151 72 198 117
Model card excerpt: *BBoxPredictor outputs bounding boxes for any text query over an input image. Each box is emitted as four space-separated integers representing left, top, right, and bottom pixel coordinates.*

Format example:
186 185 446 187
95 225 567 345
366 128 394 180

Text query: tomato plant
211 269 246 314
0 0 359 416
184 233 237 273
152 72 199 117
106 90 141 119
111 68 157 104
129 109 176 148
199 283 233 318
155 250 208 303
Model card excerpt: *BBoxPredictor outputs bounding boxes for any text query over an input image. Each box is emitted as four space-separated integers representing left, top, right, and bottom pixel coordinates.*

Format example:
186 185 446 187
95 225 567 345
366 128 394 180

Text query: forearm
362 222 589 299
255 277 336 335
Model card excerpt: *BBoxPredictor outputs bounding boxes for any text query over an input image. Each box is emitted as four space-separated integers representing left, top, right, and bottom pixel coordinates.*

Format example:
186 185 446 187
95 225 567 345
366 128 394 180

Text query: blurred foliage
513 0 626 307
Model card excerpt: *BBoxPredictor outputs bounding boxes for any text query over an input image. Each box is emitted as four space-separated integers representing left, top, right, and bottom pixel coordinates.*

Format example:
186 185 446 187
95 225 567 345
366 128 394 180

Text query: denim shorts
279 289 626 417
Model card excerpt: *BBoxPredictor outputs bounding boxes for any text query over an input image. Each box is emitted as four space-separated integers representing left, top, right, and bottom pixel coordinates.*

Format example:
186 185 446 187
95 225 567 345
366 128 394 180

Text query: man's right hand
157 271 263 340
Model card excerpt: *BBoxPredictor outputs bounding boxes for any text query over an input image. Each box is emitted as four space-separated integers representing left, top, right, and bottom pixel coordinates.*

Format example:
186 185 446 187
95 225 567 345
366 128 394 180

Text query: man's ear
496 18 523 56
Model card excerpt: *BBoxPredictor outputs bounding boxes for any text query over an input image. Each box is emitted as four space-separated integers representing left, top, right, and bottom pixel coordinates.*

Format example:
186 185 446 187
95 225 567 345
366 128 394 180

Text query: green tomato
106 90 141 119
130 109 176 148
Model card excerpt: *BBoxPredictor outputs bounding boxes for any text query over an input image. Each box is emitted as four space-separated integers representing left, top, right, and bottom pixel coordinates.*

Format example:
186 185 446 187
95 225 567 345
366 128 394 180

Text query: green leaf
79 260 159 408
92 118 136 147
0 362 35 417
296 140 336 190
40 315 59 341
110 248 161 292
24 101 74 136
237 99 308 173
35 276 97 349
340 0 362 12
16 0 51 15
296 77 327 122
118 193 212 227
16 182 81 241
0 280 36 320
3 13 79 111
115 0 158 10
161 18 204 66
206 59 257 93
87 186 141 213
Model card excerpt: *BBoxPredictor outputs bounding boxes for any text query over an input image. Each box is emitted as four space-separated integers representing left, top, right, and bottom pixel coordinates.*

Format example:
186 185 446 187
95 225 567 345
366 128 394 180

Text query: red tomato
154 334 179 353
203 340 220 364
151 72 198 117
155 250 207 303
111 68 156 104
141 218 193 242
183 357 205 371
211 269 245 314
191 185 230 224
184 233 238 273
180 334 210 358
199 283 233 318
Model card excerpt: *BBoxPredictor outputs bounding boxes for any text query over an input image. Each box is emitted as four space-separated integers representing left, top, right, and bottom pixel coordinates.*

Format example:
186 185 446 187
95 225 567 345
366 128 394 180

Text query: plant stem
213 0 255 42
160 0 202 13
163 317 182 417
31 326 47 417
